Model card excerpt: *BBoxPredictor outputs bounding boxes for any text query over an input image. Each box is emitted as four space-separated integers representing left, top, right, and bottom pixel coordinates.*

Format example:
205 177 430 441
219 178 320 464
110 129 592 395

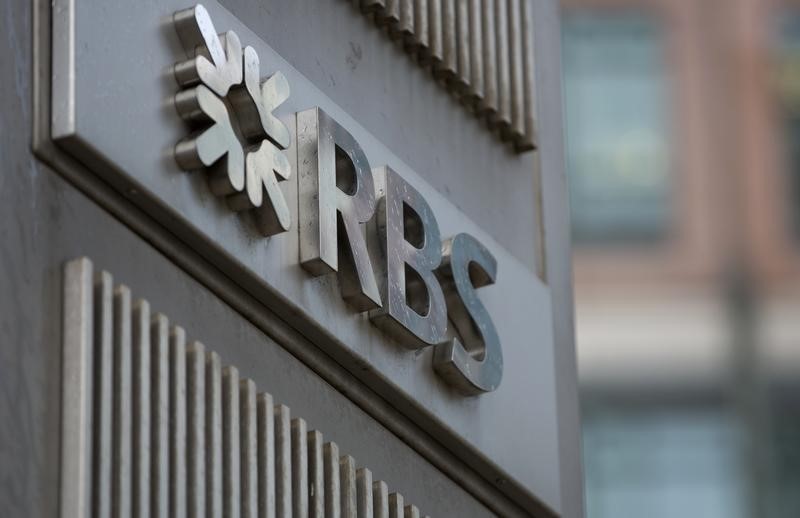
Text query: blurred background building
560 0 800 516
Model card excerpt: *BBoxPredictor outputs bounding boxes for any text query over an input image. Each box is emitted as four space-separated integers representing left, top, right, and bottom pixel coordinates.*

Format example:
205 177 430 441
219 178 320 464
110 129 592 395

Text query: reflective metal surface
369 167 447 348
173 5 293 237
434 233 503 395
174 85 245 195
230 51 291 149
241 140 292 237
298 107 382 312
173 5 243 97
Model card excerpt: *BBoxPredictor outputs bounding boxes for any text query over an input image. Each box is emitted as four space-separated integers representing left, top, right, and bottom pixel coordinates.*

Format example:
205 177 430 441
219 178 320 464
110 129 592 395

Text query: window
776 15 800 240
562 14 672 244
582 404 746 518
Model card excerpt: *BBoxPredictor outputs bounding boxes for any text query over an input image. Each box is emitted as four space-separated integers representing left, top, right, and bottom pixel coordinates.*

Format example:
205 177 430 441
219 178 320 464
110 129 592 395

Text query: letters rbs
171 5 502 395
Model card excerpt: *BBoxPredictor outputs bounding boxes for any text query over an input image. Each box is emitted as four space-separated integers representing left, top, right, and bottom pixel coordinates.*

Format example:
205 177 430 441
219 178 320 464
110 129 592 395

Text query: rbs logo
172 5 502 395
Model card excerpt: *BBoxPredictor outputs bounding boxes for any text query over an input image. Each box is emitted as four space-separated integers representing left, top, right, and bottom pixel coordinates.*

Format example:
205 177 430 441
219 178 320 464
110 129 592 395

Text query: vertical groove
274 404 292 518
223 367 241 518
323 442 341 518
455 0 471 92
62 263 436 518
427 0 443 67
187 341 206 518
468 0 485 107
61 258 94 518
434 0 457 81
388 493 404 518
349 0 535 152
359 0 387 13
376 0 400 27
480 0 498 118
307 431 325 518
257 393 275 518
372 481 389 518
340 455 357 518
207 352 223 518
169 326 187 518
151 314 170 518
241 379 258 518
507 0 526 141
291 418 309 517
390 0 414 41
519 0 537 151
493 0 512 130
93 271 113 518
410 0 428 58
132 300 151 518
356 468 373 518
113 285 132 518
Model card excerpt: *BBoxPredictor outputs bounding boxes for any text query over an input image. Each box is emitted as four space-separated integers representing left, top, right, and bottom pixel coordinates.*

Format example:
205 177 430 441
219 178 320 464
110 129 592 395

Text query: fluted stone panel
348 0 537 151
60 258 431 518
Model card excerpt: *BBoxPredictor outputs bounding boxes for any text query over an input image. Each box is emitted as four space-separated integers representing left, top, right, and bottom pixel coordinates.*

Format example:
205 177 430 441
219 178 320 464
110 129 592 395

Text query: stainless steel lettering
434 233 502 394
297 108 382 311
169 5 505 393
369 167 447 347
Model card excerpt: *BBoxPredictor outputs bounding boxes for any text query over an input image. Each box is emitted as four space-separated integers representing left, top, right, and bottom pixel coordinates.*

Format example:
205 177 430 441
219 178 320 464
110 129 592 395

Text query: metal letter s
434 233 502 394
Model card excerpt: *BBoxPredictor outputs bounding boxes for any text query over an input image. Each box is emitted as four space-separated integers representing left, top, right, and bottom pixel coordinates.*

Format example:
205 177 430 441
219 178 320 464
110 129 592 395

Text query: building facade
561 0 800 516
0 1 581 517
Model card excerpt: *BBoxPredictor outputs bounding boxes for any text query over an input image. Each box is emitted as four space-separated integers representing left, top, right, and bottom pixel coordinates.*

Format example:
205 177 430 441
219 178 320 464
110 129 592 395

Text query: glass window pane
562 14 672 244
776 14 800 240
582 406 747 518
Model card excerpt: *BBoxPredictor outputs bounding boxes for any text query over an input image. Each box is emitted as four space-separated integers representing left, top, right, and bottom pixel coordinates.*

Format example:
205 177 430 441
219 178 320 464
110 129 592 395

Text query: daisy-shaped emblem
172 4 291 237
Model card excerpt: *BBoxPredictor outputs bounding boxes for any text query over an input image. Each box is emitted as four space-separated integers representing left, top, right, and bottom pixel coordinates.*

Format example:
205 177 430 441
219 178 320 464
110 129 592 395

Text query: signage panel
51 0 561 511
